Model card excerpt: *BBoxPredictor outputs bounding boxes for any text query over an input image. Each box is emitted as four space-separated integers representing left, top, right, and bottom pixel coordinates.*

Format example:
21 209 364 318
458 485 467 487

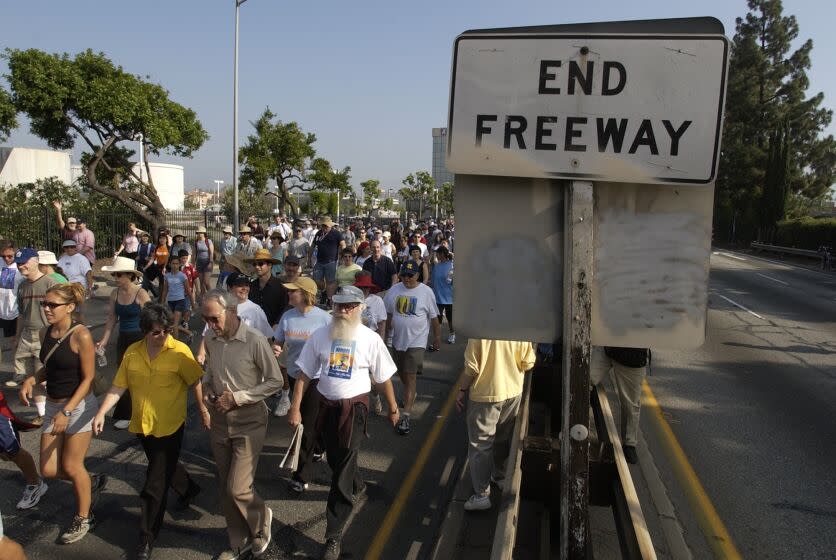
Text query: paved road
643 251 836 559
0 287 467 560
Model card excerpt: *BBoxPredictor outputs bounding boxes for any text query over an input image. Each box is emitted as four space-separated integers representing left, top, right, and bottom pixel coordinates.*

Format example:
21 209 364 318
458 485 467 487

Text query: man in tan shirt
456 339 536 511
202 289 282 560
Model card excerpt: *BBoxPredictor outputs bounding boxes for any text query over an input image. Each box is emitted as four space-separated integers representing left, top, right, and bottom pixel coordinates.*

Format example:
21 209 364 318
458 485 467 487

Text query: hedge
774 217 836 249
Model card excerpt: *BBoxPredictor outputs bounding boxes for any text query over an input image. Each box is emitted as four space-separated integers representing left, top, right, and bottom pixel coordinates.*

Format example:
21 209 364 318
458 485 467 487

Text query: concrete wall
0 147 72 186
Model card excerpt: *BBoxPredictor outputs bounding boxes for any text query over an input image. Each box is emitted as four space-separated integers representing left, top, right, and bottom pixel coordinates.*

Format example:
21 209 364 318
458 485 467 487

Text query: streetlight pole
233 0 248 232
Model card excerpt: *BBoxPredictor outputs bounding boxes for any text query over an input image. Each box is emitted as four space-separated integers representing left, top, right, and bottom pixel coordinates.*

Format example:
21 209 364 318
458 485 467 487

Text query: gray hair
203 288 238 310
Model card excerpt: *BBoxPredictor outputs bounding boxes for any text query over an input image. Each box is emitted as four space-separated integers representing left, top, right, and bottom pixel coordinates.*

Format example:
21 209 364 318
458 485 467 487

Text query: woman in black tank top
18 283 105 544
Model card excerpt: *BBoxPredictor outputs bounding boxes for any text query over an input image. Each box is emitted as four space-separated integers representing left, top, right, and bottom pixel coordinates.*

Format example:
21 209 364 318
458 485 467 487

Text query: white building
3 147 184 210
0 147 72 186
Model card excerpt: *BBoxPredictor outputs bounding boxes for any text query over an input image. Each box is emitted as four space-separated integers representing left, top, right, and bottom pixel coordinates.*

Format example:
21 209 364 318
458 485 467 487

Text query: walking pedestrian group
0 208 649 559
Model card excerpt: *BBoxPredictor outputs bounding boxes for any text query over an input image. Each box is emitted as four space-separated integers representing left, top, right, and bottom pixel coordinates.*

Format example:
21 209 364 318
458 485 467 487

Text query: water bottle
96 346 107 367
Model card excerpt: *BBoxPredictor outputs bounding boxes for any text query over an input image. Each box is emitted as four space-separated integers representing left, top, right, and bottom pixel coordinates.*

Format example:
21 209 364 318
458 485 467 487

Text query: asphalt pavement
643 250 836 559
0 283 468 560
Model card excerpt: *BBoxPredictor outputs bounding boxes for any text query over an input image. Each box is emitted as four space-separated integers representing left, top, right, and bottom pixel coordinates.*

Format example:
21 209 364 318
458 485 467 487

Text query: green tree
361 179 381 217
0 86 16 141
439 181 454 217
4 48 208 231
400 171 435 218
381 197 394 212
716 1 835 242
221 185 272 221
238 108 350 221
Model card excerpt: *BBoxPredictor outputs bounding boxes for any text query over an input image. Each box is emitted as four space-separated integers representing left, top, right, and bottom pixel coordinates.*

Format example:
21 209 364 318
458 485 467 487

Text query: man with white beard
290 285 399 560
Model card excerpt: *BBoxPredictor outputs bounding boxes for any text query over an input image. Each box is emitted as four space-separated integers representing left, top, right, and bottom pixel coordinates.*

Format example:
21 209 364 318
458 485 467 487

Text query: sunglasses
253 261 271 267
148 328 172 336
40 301 70 310
335 302 361 311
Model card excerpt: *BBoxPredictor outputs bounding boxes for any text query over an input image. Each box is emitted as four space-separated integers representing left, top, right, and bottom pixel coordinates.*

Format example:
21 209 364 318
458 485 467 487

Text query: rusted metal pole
560 180 593 559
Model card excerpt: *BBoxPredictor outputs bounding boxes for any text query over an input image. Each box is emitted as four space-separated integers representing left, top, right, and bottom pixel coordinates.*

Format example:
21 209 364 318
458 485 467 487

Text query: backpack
604 347 650 368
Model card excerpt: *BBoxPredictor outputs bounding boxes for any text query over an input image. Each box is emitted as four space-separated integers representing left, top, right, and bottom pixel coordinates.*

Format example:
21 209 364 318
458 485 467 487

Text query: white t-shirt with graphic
296 323 397 401
383 282 439 351
362 293 387 332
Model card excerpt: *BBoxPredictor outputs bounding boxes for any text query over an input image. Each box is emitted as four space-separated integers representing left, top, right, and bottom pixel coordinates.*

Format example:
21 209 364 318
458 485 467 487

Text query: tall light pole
233 0 248 232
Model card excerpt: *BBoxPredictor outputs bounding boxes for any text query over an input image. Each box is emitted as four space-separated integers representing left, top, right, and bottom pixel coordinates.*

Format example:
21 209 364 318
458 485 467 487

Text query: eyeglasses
148 328 172 336
335 302 361 311
202 315 222 324
40 301 70 310
253 261 271 267
285 262 300 267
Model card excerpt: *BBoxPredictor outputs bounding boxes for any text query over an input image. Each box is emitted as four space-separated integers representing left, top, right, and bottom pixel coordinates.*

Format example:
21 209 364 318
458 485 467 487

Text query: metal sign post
561 181 593 558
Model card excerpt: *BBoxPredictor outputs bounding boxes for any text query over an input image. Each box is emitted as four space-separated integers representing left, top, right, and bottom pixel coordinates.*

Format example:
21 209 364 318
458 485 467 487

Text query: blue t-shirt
274 306 332 379
430 260 453 305
165 271 188 302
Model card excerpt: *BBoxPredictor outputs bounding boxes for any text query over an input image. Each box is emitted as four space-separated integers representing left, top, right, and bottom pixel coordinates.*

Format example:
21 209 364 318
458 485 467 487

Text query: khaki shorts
14 329 42 377
392 348 425 375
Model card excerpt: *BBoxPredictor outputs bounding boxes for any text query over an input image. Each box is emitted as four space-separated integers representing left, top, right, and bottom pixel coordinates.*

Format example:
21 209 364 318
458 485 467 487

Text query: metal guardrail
750 242 820 259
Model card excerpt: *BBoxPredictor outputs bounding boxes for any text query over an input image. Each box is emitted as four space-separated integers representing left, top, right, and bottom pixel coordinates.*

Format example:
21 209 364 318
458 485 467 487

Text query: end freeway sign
447 32 729 184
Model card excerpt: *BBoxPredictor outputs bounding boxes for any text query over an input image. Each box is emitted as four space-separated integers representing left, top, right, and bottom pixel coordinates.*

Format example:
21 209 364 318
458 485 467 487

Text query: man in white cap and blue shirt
289 285 400 560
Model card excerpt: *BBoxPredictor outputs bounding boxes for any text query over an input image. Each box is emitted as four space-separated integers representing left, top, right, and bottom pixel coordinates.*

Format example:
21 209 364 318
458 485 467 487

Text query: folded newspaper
280 424 304 471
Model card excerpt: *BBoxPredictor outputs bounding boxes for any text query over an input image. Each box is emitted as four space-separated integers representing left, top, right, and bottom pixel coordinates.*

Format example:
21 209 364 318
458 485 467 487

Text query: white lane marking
713 251 747 261
714 293 766 320
756 273 789 286
726 249 832 276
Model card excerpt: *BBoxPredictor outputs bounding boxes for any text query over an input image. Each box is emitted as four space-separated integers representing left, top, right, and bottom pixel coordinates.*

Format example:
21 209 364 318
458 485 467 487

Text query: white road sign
447 34 729 184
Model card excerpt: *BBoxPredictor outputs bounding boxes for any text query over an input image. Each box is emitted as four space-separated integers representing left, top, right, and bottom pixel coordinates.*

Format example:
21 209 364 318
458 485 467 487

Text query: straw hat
101 256 143 278
224 253 251 274
195 226 207 234
238 225 252 234
222 225 234 234
37 251 59 265
319 216 335 228
244 248 279 264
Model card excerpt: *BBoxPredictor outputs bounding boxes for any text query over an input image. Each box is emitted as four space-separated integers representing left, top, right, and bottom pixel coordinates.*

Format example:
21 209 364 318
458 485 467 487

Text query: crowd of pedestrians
0 206 649 559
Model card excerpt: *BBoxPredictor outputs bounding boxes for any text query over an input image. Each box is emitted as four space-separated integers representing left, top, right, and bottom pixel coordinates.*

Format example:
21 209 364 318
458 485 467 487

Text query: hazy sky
2 0 834 194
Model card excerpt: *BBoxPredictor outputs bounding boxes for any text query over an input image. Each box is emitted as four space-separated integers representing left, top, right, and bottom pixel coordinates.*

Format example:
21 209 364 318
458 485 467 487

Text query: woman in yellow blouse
92 302 209 560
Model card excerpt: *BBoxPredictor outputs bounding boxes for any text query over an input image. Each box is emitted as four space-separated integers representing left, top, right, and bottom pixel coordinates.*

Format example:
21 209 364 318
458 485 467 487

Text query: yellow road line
643 381 743 559
365 372 465 560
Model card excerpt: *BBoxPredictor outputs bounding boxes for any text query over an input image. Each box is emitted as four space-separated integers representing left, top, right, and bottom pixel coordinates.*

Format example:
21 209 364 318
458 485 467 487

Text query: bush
774 217 836 249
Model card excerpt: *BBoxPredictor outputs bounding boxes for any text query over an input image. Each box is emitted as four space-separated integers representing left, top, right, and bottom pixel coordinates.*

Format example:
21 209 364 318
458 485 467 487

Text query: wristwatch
61 409 72 417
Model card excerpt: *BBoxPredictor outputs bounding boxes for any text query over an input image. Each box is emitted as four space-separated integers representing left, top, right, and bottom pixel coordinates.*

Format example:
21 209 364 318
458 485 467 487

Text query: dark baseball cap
227 272 251 287
14 247 38 265
400 260 421 276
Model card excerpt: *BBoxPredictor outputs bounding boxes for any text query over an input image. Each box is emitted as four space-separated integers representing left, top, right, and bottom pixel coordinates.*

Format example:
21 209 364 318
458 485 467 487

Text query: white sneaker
273 392 291 417
447 333 456 344
463 493 491 511
17 480 48 509
113 419 130 430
